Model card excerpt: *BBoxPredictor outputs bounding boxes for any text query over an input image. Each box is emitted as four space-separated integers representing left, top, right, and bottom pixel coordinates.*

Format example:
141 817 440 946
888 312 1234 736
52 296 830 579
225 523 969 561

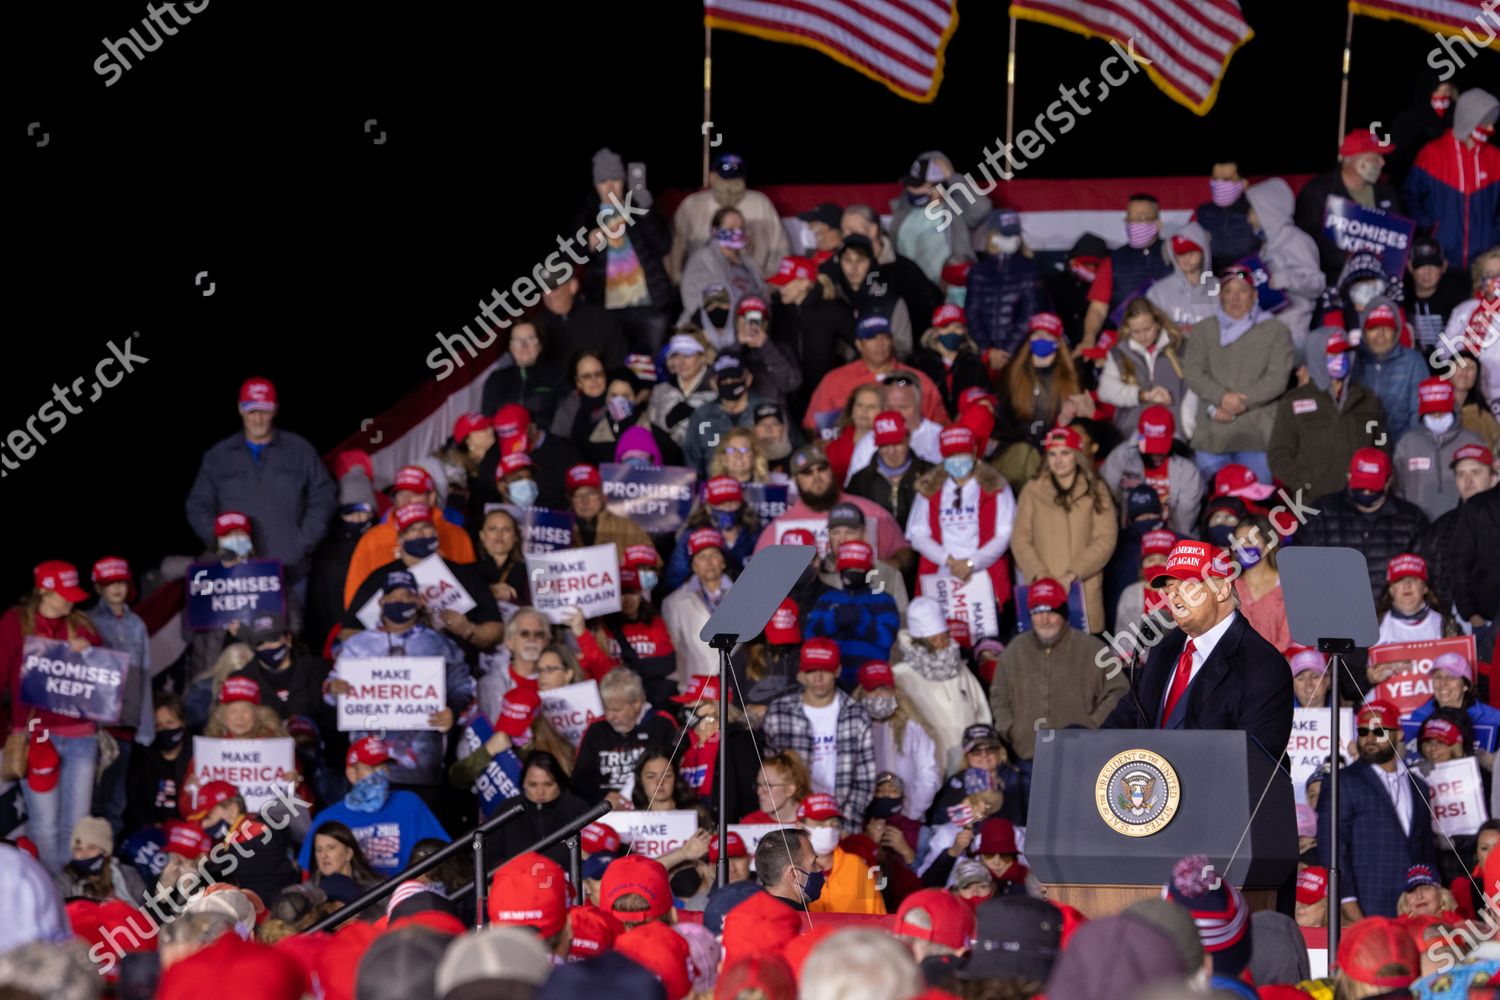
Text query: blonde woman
826 383 884 483
850 663 942 823
708 427 771 485
1097 297 1191 438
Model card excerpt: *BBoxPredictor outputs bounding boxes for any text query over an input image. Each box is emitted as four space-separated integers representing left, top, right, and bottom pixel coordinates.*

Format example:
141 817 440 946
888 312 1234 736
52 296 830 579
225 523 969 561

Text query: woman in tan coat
1010 426 1119 631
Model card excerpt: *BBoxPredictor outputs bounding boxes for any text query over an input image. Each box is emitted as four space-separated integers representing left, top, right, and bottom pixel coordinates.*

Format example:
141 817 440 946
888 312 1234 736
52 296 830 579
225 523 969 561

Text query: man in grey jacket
1099 405 1203 538
1393 376 1486 520
1146 222 1218 331
185 377 335 599
1244 178 1326 350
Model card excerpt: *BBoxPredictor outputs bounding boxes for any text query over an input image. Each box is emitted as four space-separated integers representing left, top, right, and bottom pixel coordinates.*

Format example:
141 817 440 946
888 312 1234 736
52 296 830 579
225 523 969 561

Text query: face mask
1473 124 1494 145
869 796 902 818
906 191 931 207
1424 412 1456 434
945 285 967 307
1237 545 1262 568
1126 220 1158 248
68 854 107 877
607 395 635 423
382 600 419 625
154 727 185 752
507 479 539 508
705 307 731 328
204 819 231 841
347 769 391 813
220 535 253 558
1207 524 1237 548
714 227 747 250
711 510 738 532
841 570 870 591
807 826 841 855
992 234 1022 255
1327 352 1352 380
1349 488 1386 508
865 694 898 720
1210 178 1242 207
937 332 964 351
1029 337 1058 359
340 516 371 539
944 455 975 480
1431 94 1452 114
638 569 659 593
669 867 703 899
403 535 440 560
1348 281 1382 310
255 643 290 669
1070 261 1097 284
799 867 825 904
718 380 747 402
1354 158 1383 185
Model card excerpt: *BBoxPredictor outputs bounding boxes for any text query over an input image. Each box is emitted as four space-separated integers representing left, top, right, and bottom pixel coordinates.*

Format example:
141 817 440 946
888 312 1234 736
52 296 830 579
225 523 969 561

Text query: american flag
1349 0 1499 37
704 0 960 103
1008 0 1254 115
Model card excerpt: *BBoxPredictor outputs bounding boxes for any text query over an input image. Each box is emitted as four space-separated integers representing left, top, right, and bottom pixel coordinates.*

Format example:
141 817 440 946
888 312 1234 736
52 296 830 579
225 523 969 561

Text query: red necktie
1160 639 1196 727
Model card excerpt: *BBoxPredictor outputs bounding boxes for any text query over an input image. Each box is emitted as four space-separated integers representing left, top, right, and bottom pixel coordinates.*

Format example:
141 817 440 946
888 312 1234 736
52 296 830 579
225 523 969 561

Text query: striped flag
1008 0 1254 115
704 0 960 103
1349 0 1499 41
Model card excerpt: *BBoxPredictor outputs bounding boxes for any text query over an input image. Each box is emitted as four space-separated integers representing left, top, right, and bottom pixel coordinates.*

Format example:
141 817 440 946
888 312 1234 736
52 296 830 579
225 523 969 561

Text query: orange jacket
342 510 476 607
809 845 888 916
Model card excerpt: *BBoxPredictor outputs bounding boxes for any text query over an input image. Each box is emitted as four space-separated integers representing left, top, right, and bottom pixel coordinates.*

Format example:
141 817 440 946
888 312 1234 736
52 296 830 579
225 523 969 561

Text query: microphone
1129 646 1149 729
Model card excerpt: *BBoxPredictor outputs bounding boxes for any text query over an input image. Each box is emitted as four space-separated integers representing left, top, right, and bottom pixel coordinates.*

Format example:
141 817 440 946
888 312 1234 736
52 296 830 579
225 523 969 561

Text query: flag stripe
715 4 933 86
1351 0 1497 33
1016 0 1215 97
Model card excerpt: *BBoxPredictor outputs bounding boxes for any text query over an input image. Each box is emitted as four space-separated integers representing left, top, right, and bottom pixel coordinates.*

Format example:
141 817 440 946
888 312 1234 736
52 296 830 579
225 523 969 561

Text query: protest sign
600 463 696 534
335 657 447 732
539 680 605 746
526 544 621 623
1288 708 1356 805
1321 195 1415 281
743 482 791 522
192 737 295 814
599 809 699 859
1428 757 1487 837
729 823 798 856
410 555 477 619
1013 581 1089 633
485 504 577 556
185 559 285 631
1233 254 1288 314
459 717 523 819
920 571 1000 639
19 638 129 724
1367 636 1478 737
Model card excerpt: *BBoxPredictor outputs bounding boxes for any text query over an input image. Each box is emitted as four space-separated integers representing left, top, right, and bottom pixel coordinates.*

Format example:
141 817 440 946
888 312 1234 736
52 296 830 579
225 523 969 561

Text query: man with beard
752 401 799 474
753 443 911 567
1317 700 1436 919
668 152 788 281
1101 539 1293 757
476 606 550 722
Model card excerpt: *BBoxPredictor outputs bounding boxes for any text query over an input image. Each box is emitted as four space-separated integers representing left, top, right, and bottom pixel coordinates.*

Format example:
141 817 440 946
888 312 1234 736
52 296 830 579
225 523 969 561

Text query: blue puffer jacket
965 252 1050 356
805 587 900 686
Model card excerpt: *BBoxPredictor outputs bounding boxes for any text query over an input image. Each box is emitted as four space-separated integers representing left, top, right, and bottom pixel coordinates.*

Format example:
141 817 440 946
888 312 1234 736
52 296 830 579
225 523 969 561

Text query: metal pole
1005 16 1017 151
568 836 583 905
1323 643 1350 972
703 25 713 189
717 641 731 888
1336 8 1354 151
473 831 487 927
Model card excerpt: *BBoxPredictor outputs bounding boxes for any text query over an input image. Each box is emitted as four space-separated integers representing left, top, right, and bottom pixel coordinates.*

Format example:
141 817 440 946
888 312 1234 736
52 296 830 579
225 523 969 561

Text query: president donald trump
1102 539 1293 757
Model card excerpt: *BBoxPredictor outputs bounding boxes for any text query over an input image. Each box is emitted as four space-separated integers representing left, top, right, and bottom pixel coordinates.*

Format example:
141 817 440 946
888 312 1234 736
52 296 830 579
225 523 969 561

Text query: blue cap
384 569 418 594
713 152 745 179
990 208 1022 236
856 314 892 339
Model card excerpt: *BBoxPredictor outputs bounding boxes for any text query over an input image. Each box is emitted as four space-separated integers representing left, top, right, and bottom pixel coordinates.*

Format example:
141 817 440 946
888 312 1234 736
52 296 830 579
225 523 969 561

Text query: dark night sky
11 2 1497 594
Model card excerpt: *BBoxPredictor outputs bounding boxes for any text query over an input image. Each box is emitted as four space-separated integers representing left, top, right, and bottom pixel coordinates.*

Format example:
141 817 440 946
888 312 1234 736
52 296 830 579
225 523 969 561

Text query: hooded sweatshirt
1388 68 1456 186
888 150 993 282
1146 221 1219 330
1244 178 1326 349
1404 87 1500 269
1350 294 1430 440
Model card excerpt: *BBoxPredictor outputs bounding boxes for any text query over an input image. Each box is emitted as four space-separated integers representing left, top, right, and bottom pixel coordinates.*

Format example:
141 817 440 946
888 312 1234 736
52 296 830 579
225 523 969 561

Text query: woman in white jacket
890 597 993 775
851 661 942 823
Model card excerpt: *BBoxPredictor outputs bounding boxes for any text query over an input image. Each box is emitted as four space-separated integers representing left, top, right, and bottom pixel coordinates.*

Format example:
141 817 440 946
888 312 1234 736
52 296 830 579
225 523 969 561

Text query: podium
1026 729 1297 917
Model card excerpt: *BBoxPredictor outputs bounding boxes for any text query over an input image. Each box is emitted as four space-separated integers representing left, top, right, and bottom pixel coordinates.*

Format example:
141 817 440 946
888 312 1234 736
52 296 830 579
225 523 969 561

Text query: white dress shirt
1159 609 1239 718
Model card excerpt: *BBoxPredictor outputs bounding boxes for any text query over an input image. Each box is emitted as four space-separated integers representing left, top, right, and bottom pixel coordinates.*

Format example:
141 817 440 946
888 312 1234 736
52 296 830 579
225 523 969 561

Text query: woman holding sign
1 560 104 874
1407 652 1500 759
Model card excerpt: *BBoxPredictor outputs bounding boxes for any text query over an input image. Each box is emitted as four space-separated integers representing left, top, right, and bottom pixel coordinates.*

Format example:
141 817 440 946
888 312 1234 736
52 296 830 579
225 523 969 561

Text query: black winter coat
1453 486 1500 620
488 791 595 871
912 348 989 419
1297 490 1429 601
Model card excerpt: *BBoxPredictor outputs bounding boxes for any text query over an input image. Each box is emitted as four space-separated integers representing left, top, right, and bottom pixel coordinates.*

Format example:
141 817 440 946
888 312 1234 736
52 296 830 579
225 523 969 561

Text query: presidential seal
1094 749 1180 837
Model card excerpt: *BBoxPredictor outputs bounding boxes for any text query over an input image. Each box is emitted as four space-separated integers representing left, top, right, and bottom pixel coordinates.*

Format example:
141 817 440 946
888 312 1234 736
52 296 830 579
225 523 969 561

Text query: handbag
1 712 36 781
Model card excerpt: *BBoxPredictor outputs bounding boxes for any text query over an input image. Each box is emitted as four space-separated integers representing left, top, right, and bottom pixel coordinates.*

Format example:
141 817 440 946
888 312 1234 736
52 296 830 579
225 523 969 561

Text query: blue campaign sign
185 559 285 632
19 637 129 724
742 482 791 522
500 505 576 556
1232 254 1288 314
1321 195 1415 282
1013 582 1089 633
600 463 696 534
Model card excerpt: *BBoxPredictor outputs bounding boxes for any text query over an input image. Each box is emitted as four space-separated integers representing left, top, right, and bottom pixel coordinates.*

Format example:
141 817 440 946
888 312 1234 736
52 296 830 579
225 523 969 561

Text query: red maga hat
1417 377 1455 415
704 476 743 506
239 377 277 412
1150 540 1233 588
566 464 602 492
1137 405 1175 456
452 411 491 442
1028 578 1067 614
346 736 392 769
939 424 977 457
836 540 874 572
765 598 801 644
932 304 967 328
873 411 905 446
1349 447 1392 490
858 660 895 691
1340 128 1394 158
798 793 841 822
799 637 840 672
1385 553 1427 584
392 502 433 532
34 559 89 602
393 465 435 494
214 512 251 538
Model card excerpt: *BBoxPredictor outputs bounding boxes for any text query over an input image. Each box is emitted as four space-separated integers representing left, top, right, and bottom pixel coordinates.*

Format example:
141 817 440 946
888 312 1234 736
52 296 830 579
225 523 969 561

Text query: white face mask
991 234 1022 255
1423 412 1456 435
1348 281 1382 310
807 826 841 855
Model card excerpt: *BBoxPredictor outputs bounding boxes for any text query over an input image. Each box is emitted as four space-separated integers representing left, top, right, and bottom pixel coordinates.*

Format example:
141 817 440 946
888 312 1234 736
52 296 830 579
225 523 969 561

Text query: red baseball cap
1043 426 1081 452
939 424 977 457
958 387 998 413
33 560 89 602
182 780 239 822
624 544 660 570
393 465 435 495
346 736 392 769
799 637 840 672
858 660 894 691
765 598 800 645
219 676 261 705
616 921 692 1000
492 403 532 442
1295 866 1329 905
91 556 132 587
1170 233 1204 256
1340 128 1395 158
213 512 251 538
1028 312 1064 339
688 528 725 556
452 411 491 442
158 933 306 1000
975 817 1019 855
1357 700 1400 731
1078 328 1119 362
1417 376 1455 415
239 377 277 412
566 464 603 493
601 855 672 923
1028 578 1067 614
709 831 748 862
941 261 973 287
1385 552 1427 584
932 304 966 328
894 888 977 951
164 819 212 859
497 686 542 739
779 528 816 547
798 793 841 822
1141 529 1177 558
567 904 622 959
672 674 722 705
488 852 568 937
1364 303 1400 329
580 822 622 855
1419 716 1463 747
705 476 743 506
836 540 874 572
737 295 769 318
1150 540 1233 589
1137 406 1175 456
1327 328 1354 354
873 411 905 446
1348 447 1392 490
1212 464 1277 502
392 502 434 532
768 255 816 286
27 735 60 793
1452 442 1495 468
1337 916 1418 989
498 451 533 477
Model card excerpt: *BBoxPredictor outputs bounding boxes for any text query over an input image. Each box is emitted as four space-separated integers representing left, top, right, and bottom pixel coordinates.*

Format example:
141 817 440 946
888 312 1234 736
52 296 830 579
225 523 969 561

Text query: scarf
690 574 732 614
899 631 962 681
1217 306 1264 347
877 454 913 478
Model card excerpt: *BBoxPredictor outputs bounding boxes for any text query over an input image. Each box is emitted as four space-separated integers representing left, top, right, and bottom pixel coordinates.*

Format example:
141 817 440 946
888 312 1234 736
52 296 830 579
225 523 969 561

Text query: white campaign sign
729 823 797 856
526 544 621 623
353 557 477 631
192 737 295 814
539 680 605 747
920 571 1000 639
599 809 699 859
335 657 447 732
1288 708 1356 805
1429 756 1487 837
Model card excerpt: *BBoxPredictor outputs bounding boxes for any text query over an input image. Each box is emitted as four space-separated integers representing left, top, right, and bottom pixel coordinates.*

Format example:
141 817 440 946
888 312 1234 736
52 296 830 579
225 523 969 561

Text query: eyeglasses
1356 727 1388 738
796 462 831 476
539 663 568 674
763 781 794 791
511 337 540 348
725 445 751 455
513 629 549 640
968 745 1001 756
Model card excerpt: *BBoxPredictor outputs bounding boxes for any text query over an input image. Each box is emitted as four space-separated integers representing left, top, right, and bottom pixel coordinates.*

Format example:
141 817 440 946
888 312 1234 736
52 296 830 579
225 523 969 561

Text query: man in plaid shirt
759 637 876 827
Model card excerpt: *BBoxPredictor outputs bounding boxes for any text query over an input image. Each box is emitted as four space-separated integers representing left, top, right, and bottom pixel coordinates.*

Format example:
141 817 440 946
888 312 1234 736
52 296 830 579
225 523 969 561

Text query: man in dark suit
1316 700 1435 919
1101 539 1294 757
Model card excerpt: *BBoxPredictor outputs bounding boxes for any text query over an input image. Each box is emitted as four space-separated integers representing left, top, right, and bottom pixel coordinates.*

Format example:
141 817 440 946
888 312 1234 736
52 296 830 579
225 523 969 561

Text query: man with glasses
1081 194 1175 353
475 606 553 721
1316 700 1436 920
683 354 772 476
753 443 910 567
